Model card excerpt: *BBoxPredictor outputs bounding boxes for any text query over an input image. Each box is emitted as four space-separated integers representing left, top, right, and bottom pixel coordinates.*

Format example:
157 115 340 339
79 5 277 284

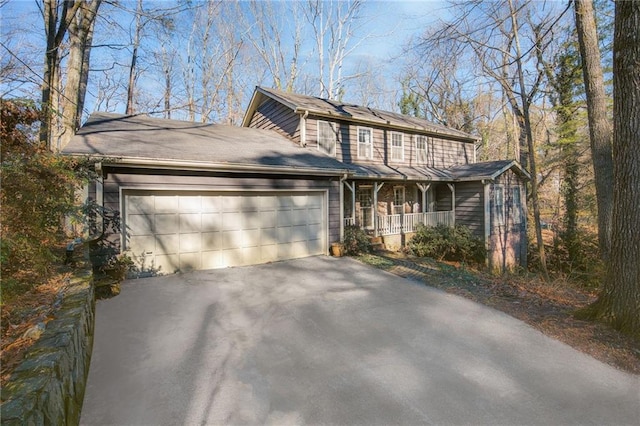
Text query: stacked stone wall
1 259 94 425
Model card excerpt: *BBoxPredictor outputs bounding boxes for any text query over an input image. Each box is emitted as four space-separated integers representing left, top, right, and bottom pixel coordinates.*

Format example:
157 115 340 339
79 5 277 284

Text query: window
391 132 404 161
416 136 428 164
318 121 337 157
512 186 522 224
358 127 373 159
393 186 405 214
494 185 505 226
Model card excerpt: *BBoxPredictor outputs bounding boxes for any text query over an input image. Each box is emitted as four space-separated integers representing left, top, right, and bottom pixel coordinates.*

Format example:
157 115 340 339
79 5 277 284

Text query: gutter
86 156 352 177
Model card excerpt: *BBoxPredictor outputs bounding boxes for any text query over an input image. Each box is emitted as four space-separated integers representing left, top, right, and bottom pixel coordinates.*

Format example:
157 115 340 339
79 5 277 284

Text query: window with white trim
318 121 337 157
393 186 405 214
390 132 404 161
358 127 373 159
494 185 505 226
416 135 428 164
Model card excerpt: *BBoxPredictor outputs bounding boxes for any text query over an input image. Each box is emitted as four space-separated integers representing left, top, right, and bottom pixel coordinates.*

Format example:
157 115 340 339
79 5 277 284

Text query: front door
357 186 373 229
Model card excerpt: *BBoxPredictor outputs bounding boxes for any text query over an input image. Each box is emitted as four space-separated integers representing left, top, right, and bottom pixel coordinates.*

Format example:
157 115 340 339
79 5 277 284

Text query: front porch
342 180 456 239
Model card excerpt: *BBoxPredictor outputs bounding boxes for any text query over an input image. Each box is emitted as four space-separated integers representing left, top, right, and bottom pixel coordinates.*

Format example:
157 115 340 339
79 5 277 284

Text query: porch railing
344 216 356 227
375 211 454 236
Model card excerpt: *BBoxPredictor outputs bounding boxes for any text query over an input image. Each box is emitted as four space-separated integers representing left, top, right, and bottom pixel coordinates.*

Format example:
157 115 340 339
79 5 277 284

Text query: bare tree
573 0 614 261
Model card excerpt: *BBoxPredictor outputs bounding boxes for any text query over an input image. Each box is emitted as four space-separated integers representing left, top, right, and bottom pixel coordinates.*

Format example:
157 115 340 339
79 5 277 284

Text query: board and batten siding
249 98 301 144
101 167 341 250
454 182 485 238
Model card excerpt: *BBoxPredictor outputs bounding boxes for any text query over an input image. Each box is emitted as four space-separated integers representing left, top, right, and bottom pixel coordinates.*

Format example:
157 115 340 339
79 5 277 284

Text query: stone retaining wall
1 265 94 425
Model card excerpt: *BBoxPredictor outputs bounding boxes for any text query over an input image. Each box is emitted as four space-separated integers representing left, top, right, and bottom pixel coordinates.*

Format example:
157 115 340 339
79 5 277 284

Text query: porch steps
368 236 385 252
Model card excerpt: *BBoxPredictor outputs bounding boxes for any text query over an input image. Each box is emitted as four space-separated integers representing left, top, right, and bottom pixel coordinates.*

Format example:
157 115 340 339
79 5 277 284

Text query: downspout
300 110 309 147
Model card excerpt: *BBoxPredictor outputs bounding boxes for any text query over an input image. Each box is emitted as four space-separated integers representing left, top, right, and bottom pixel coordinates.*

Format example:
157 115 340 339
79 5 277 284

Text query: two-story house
62 87 528 276
243 87 529 270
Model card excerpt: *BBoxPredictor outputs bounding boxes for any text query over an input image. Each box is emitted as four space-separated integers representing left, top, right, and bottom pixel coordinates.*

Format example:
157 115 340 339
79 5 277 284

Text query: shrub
342 225 372 255
408 224 486 266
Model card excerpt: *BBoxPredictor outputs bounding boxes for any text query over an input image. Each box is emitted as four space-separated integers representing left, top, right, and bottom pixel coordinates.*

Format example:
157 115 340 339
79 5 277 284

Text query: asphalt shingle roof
63 112 353 174
249 87 477 142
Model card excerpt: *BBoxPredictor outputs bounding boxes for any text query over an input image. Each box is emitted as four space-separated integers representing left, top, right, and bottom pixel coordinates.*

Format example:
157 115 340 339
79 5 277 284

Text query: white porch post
447 183 456 226
416 183 431 224
373 182 384 237
344 180 355 228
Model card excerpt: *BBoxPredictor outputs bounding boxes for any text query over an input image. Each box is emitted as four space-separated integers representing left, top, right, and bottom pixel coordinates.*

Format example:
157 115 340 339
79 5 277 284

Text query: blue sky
1 0 454 120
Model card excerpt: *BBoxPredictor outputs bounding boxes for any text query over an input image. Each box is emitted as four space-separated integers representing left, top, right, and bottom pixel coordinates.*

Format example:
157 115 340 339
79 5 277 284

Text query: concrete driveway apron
81 256 639 425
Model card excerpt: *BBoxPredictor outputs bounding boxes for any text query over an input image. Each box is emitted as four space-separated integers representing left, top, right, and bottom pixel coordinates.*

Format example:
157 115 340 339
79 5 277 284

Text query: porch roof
347 160 530 182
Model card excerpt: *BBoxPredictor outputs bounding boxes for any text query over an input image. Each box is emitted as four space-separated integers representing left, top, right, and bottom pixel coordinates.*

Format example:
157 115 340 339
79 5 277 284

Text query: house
63 87 529 276
243 87 529 271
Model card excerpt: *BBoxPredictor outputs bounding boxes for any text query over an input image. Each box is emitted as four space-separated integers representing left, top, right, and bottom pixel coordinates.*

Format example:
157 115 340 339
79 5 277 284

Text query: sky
0 0 464 123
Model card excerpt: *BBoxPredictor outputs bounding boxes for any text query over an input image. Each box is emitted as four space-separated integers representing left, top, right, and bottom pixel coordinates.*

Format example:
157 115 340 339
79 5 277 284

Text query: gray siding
304 116 474 167
455 181 484 238
101 167 341 250
249 98 301 143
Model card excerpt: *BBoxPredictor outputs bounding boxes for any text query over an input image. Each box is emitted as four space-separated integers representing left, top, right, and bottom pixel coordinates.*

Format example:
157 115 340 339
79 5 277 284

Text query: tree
573 0 614 261
581 1 640 337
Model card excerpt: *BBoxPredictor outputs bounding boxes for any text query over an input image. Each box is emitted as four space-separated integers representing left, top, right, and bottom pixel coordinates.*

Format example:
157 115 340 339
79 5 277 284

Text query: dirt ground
358 252 640 375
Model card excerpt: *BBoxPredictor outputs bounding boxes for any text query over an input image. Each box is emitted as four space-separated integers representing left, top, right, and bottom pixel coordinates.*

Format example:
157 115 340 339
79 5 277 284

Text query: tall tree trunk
574 0 614 261
40 0 82 151
60 0 101 150
583 0 640 337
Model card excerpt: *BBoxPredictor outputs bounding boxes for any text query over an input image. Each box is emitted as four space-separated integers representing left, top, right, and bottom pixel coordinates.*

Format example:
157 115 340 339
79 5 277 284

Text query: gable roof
63 112 353 176
242 87 478 143
449 159 531 181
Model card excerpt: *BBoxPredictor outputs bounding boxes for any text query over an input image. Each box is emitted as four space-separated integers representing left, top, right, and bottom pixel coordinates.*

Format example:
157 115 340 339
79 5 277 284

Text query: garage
124 190 327 275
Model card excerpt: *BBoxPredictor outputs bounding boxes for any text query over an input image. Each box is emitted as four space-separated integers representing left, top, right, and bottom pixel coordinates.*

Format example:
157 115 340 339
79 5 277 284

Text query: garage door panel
128 196 154 214
155 196 178 213
223 212 243 231
259 211 276 227
154 254 179 275
156 234 178 255
128 214 154 235
223 230 242 250
179 253 200 271
128 235 155 256
201 196 221 212
242 229 260 248
155 214 178 233
179 233 201 253
125 191 326 274
202 251 223 269
277 210 293 227
201 213 221 231
180 213 201 232
202 232 221 251
179 196 201 212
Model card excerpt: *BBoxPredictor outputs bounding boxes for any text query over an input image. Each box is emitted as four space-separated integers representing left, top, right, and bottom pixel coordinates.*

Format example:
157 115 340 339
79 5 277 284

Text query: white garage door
123 191 326 275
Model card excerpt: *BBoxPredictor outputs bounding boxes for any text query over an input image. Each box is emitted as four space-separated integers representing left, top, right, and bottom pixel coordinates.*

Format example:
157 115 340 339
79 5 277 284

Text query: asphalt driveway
81 256 639 425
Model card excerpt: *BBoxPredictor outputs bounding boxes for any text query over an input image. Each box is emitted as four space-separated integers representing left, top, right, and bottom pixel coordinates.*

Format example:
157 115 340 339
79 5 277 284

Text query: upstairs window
318 121 337 157
416 135 429 164
358 127 373 159
391 132 404 161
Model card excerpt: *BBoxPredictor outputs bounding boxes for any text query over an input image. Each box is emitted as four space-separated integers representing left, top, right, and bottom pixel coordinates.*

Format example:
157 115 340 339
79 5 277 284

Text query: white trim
357 126 374 159
390 131 404 162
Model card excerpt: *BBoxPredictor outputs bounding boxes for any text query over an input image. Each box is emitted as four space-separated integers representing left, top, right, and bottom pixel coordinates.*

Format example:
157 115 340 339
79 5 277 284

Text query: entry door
357 187 373 229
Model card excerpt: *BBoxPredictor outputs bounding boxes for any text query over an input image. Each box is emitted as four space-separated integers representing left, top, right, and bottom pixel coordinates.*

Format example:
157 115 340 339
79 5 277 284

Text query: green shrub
342 225 372 255
408 224 486 266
